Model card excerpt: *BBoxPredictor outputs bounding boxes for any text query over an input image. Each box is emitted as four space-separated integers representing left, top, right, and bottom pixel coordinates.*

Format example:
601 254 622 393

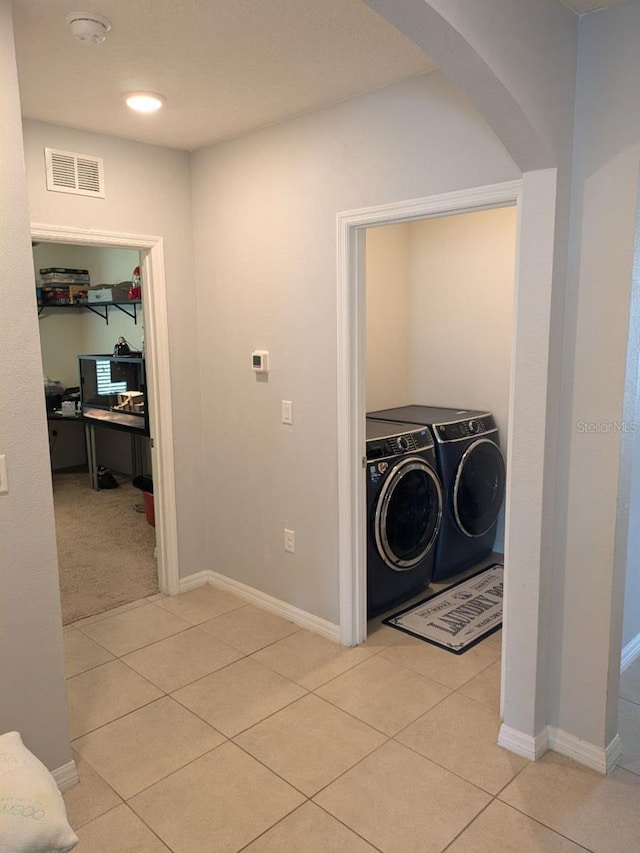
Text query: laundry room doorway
31 224 180 622
364 204 517 582
336 181 521 648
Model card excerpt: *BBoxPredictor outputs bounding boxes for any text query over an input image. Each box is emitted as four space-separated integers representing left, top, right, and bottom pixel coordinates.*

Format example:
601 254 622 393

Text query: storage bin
143 491 155 527
88 287 112 303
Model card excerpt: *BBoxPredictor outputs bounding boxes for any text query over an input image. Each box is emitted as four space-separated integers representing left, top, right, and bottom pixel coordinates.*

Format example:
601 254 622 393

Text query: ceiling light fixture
124 92 166 114
65 12 111 44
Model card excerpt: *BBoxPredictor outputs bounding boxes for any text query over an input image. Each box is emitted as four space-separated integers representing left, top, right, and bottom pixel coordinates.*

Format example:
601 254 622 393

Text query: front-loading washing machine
368 406 506 580
365 418 443 617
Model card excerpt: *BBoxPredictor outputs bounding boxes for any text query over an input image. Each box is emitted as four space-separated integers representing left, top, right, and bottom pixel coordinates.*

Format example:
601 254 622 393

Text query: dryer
368 406 506 580
365 418 443 617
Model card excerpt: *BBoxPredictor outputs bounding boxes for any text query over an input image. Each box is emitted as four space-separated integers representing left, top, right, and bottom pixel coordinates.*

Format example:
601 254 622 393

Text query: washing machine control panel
433 414 497 443
366 426 433 460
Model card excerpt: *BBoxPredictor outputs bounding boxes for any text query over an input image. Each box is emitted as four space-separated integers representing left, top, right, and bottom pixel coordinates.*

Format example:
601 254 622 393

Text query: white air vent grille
45 148 105 198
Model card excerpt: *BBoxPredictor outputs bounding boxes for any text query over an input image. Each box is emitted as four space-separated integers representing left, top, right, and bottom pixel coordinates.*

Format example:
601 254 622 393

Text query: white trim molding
31 224 180 597
498 723 548 761
498 722 623 775
180 570 341 642
52 759 79 792
547 727 622 775
336 180 522 648
621 631 640 671
179 570 210 593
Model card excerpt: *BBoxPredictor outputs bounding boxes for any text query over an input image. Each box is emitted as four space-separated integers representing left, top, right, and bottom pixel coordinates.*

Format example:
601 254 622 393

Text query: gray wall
0 0 70 772
190 71 520 624
623 348 640 650
551 2 640 745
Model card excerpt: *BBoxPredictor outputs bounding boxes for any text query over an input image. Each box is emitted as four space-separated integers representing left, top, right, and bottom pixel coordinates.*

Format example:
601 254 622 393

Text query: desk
83 417 148 490
48 411 147 490
47 411 86 470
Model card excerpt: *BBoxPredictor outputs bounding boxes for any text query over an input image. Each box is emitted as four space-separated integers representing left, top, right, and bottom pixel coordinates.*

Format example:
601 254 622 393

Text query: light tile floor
62 585 640 852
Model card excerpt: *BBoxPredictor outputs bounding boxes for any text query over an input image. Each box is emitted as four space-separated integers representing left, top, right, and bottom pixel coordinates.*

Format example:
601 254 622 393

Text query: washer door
453 439 506 538
374 457 442 571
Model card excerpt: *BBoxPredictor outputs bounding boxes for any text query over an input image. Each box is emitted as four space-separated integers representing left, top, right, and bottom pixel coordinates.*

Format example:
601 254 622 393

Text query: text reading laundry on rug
383 564 504 654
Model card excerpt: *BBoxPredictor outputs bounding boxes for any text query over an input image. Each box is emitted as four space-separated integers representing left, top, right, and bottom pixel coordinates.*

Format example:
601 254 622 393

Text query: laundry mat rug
383 563 504 654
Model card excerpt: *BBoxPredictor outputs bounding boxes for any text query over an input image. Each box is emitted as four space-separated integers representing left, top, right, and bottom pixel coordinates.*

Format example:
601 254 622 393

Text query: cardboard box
87 288 112 303
69 285 88 304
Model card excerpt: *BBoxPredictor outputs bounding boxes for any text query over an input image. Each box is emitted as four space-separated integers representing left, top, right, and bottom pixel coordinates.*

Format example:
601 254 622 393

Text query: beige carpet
53 469 159 624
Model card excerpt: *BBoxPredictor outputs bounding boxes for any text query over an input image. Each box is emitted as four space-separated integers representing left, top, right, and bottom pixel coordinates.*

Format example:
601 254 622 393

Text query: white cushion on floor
0 731 78 853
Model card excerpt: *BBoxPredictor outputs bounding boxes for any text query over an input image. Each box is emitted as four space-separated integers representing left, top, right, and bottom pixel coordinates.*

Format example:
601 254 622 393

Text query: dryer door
453 439 506 537
375 458 442 571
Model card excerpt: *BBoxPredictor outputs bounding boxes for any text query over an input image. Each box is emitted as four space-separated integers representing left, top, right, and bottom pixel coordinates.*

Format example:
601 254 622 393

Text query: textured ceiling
12 1 624 152
12 0 437 151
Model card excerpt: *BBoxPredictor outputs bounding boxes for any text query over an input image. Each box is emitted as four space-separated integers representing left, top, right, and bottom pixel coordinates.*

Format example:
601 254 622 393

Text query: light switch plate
284 528 295 553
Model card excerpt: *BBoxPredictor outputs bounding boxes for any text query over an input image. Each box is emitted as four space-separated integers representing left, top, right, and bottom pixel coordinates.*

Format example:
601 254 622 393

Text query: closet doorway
32 224 179 624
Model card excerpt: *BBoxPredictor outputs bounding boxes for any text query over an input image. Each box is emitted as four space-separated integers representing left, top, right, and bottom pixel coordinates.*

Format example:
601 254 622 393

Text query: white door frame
337 180 523 647
338 171 561 758
31 223 180 596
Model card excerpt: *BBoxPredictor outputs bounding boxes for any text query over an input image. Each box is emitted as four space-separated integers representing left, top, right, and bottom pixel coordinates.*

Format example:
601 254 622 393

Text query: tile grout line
64 587 632 852
375 644 502 692
309 800 386 853
68 597 150 629
305 650 501 741
384 730 508 800
73 621 196 657
65 755 125 830
118 739 229 803
170 682 310 740
63 591 523 850
67 616 505 788
234 799 386 853
439 797 497 853
71 693 170 743
309 679 452 739
490 795 598 853
491 758 598 852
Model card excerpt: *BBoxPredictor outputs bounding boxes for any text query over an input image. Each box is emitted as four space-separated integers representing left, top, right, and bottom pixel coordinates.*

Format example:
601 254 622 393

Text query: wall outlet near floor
284 528 295 553
282 400 293 425
0 455 7 495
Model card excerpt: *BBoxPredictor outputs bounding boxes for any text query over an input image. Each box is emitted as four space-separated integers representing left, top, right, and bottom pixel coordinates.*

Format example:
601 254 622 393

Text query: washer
367 406 506 580
365 418 443 617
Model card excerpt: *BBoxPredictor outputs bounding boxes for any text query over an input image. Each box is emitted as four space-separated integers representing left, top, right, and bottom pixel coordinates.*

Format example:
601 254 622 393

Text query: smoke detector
65 12 112 44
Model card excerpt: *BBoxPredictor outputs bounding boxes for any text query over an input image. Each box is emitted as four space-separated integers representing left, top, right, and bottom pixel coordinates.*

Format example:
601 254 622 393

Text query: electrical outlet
0 455 8 495
282 400 293 425
284 528 295 553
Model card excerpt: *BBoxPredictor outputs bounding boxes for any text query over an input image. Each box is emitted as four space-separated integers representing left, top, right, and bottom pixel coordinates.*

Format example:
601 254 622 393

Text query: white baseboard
52 759 78 792
621 632 640 671
499 722 623 776
207 569 341 643
547 727 622 775
178 570 210 593
606 734 623 773
498 724 548 761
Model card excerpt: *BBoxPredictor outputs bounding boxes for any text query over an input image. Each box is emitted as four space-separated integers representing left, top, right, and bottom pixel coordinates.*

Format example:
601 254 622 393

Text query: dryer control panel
366 426 434 461
433 414 497 443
